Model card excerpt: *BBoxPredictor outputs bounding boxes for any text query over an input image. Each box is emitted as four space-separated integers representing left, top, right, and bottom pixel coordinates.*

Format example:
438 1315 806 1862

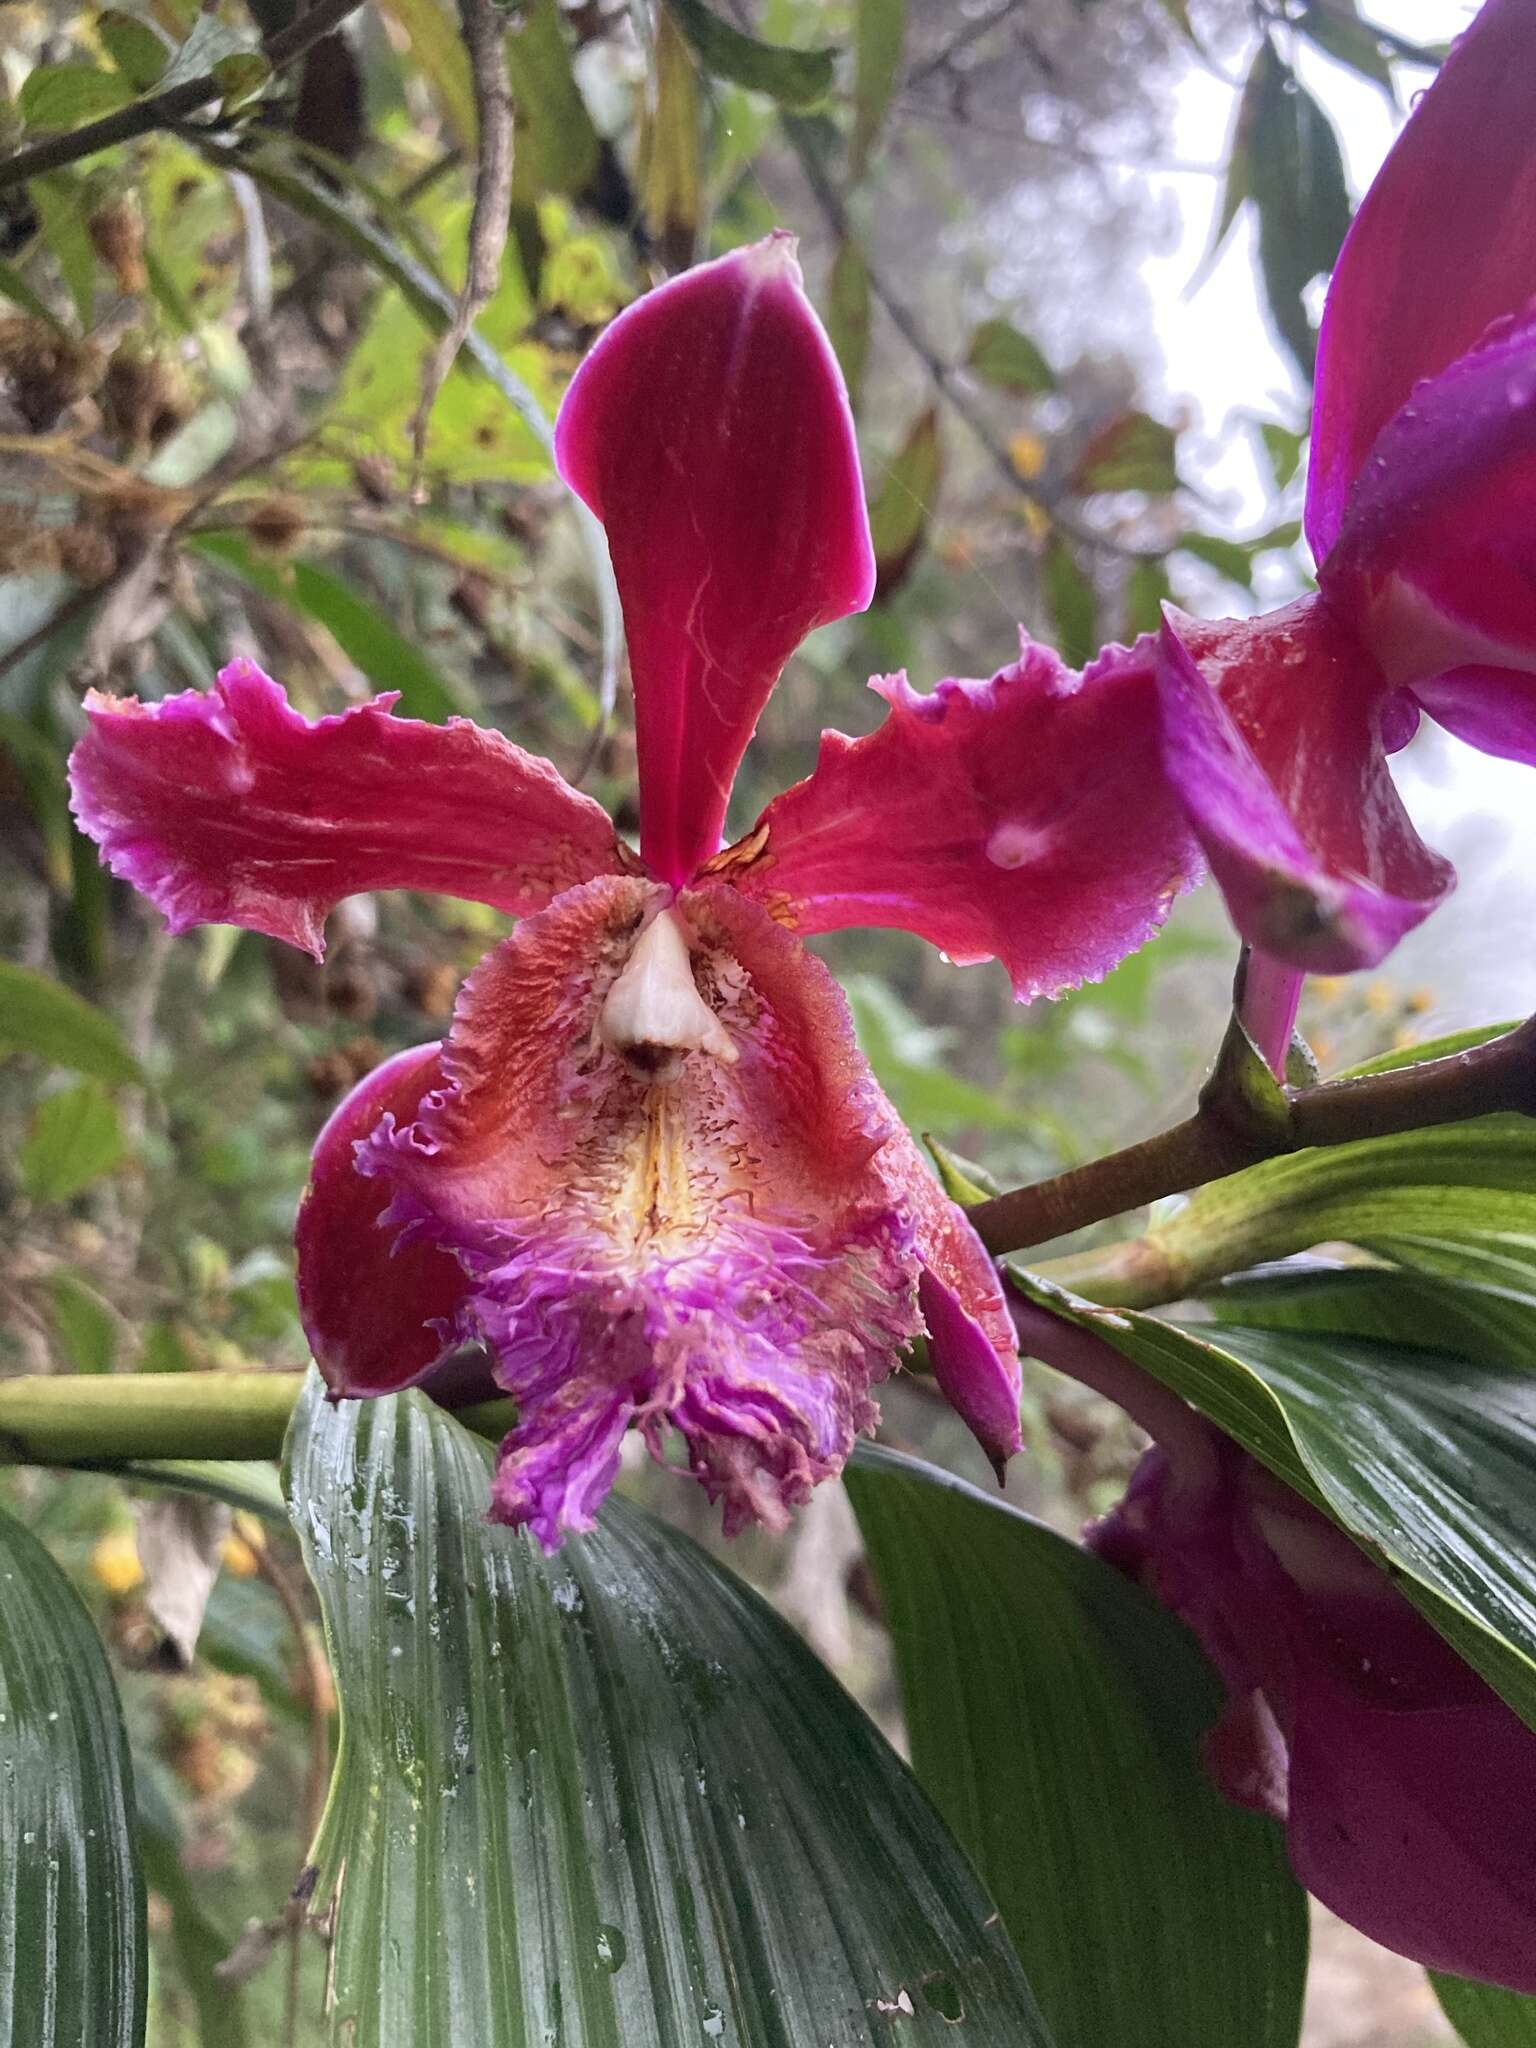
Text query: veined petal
1307 0 1536 561
296 1041 480 1400
554 233 874 887
722 641 1202 1002
1156 600 1452 970
1326 306 1536 683
360 876 924 1549
68 658 625 958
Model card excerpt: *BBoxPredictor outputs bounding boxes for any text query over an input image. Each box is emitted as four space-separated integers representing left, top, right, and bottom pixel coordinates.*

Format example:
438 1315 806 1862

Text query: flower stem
972 1013 1536 1257
0 1372 516 1470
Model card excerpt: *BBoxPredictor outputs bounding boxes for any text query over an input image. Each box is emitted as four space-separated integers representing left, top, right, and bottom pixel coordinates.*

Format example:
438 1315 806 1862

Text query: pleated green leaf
285 1373 1052 2047
845 1446 1308 2048
1009 1270 1536 1731
0 1503 146 2048
1435 1972 1536 2044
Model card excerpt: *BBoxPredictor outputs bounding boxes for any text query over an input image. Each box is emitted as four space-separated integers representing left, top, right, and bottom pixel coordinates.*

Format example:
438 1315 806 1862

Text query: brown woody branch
971 1014 1536 1257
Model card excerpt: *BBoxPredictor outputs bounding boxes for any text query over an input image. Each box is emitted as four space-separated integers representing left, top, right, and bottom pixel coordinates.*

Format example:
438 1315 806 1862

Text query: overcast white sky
1141 0 1535 1026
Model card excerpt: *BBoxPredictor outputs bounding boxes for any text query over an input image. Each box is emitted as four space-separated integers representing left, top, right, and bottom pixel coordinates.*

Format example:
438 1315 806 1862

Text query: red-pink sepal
554 233 874 888
67 658 625 958
1307 0 1536 562
296 1042 478 1399
1155 601 1452 971
728 640 1202 1003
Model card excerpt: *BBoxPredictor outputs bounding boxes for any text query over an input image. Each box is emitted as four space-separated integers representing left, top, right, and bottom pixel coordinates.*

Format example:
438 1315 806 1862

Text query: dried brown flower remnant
0 317 106 431
246 495 307 556
87 193 147 296
103 338 192 453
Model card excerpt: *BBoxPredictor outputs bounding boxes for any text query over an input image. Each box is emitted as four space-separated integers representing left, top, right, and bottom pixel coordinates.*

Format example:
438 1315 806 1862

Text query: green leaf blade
663 0 835 109
0 1503 147 2048
847 1445 1308 2048
0 961 144 1085
286 1373 1051 2045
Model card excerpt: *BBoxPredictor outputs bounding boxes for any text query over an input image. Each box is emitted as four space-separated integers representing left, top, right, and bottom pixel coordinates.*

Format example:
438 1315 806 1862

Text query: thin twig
972 1014 1536 1257
0 0 368 195
777 112 1148 562
409 0 514 486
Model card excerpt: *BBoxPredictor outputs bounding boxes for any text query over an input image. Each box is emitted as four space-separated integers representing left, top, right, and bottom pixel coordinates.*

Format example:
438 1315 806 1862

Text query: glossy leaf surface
0 1502 146 2048
846 1446 1308 2048
1009 1272 1536 1730
286 1374 1051 2047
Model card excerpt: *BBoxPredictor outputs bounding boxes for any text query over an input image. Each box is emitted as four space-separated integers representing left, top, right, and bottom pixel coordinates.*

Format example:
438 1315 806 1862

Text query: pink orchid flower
1013 1293 1536 1993
69 234 1198 1549
1153 0 1536 1066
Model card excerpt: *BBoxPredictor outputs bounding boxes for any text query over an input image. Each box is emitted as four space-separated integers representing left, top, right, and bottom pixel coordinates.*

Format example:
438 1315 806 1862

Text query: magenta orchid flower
1012 1292 1536 1993
1152 0 1536 1066
68 234 1199 1549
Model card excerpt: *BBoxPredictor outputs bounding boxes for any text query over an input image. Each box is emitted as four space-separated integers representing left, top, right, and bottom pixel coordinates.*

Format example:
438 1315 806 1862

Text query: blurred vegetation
0 0 1450 2038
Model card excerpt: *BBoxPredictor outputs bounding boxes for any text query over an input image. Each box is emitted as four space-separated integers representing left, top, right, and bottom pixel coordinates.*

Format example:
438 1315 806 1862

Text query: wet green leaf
1073 409 1178 495
869 406 941 598
847 1446 1308 2048
97 9 172 90
663 0 836 109
29 171 97 327
507 0 602 202
1124 555 1173 635
1042 535 1096 668
21 1080 126 1203
826 236 871 410
1247 40 1352 375
19 63 135 131
1258 419 1305 490
289 561 470 723
966 317 1056 395
286 1372 1052 2046
0 962 143 1084
1179 530 1255 589
852 0 906 176
1434 1972 1536 2044
0 1501 146 2047
46 1271 120 1374
1008 1270 1536 1734
1300 1 1396 96
639 9 703 270
377 0 478 148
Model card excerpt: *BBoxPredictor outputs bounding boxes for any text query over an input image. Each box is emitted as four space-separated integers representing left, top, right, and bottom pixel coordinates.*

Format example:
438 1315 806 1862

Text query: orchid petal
1156 601 1452 970
1412 668 1536 767
68 659 624 958
554 233 875 886
1307 0 1536 560
726 640 1202 1002
1326 306 1536 680
296 1041 480 1401
360 876 924 1549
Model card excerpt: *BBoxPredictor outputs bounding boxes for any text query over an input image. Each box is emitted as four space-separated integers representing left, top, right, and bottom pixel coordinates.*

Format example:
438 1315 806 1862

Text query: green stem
0 1372 517 1469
